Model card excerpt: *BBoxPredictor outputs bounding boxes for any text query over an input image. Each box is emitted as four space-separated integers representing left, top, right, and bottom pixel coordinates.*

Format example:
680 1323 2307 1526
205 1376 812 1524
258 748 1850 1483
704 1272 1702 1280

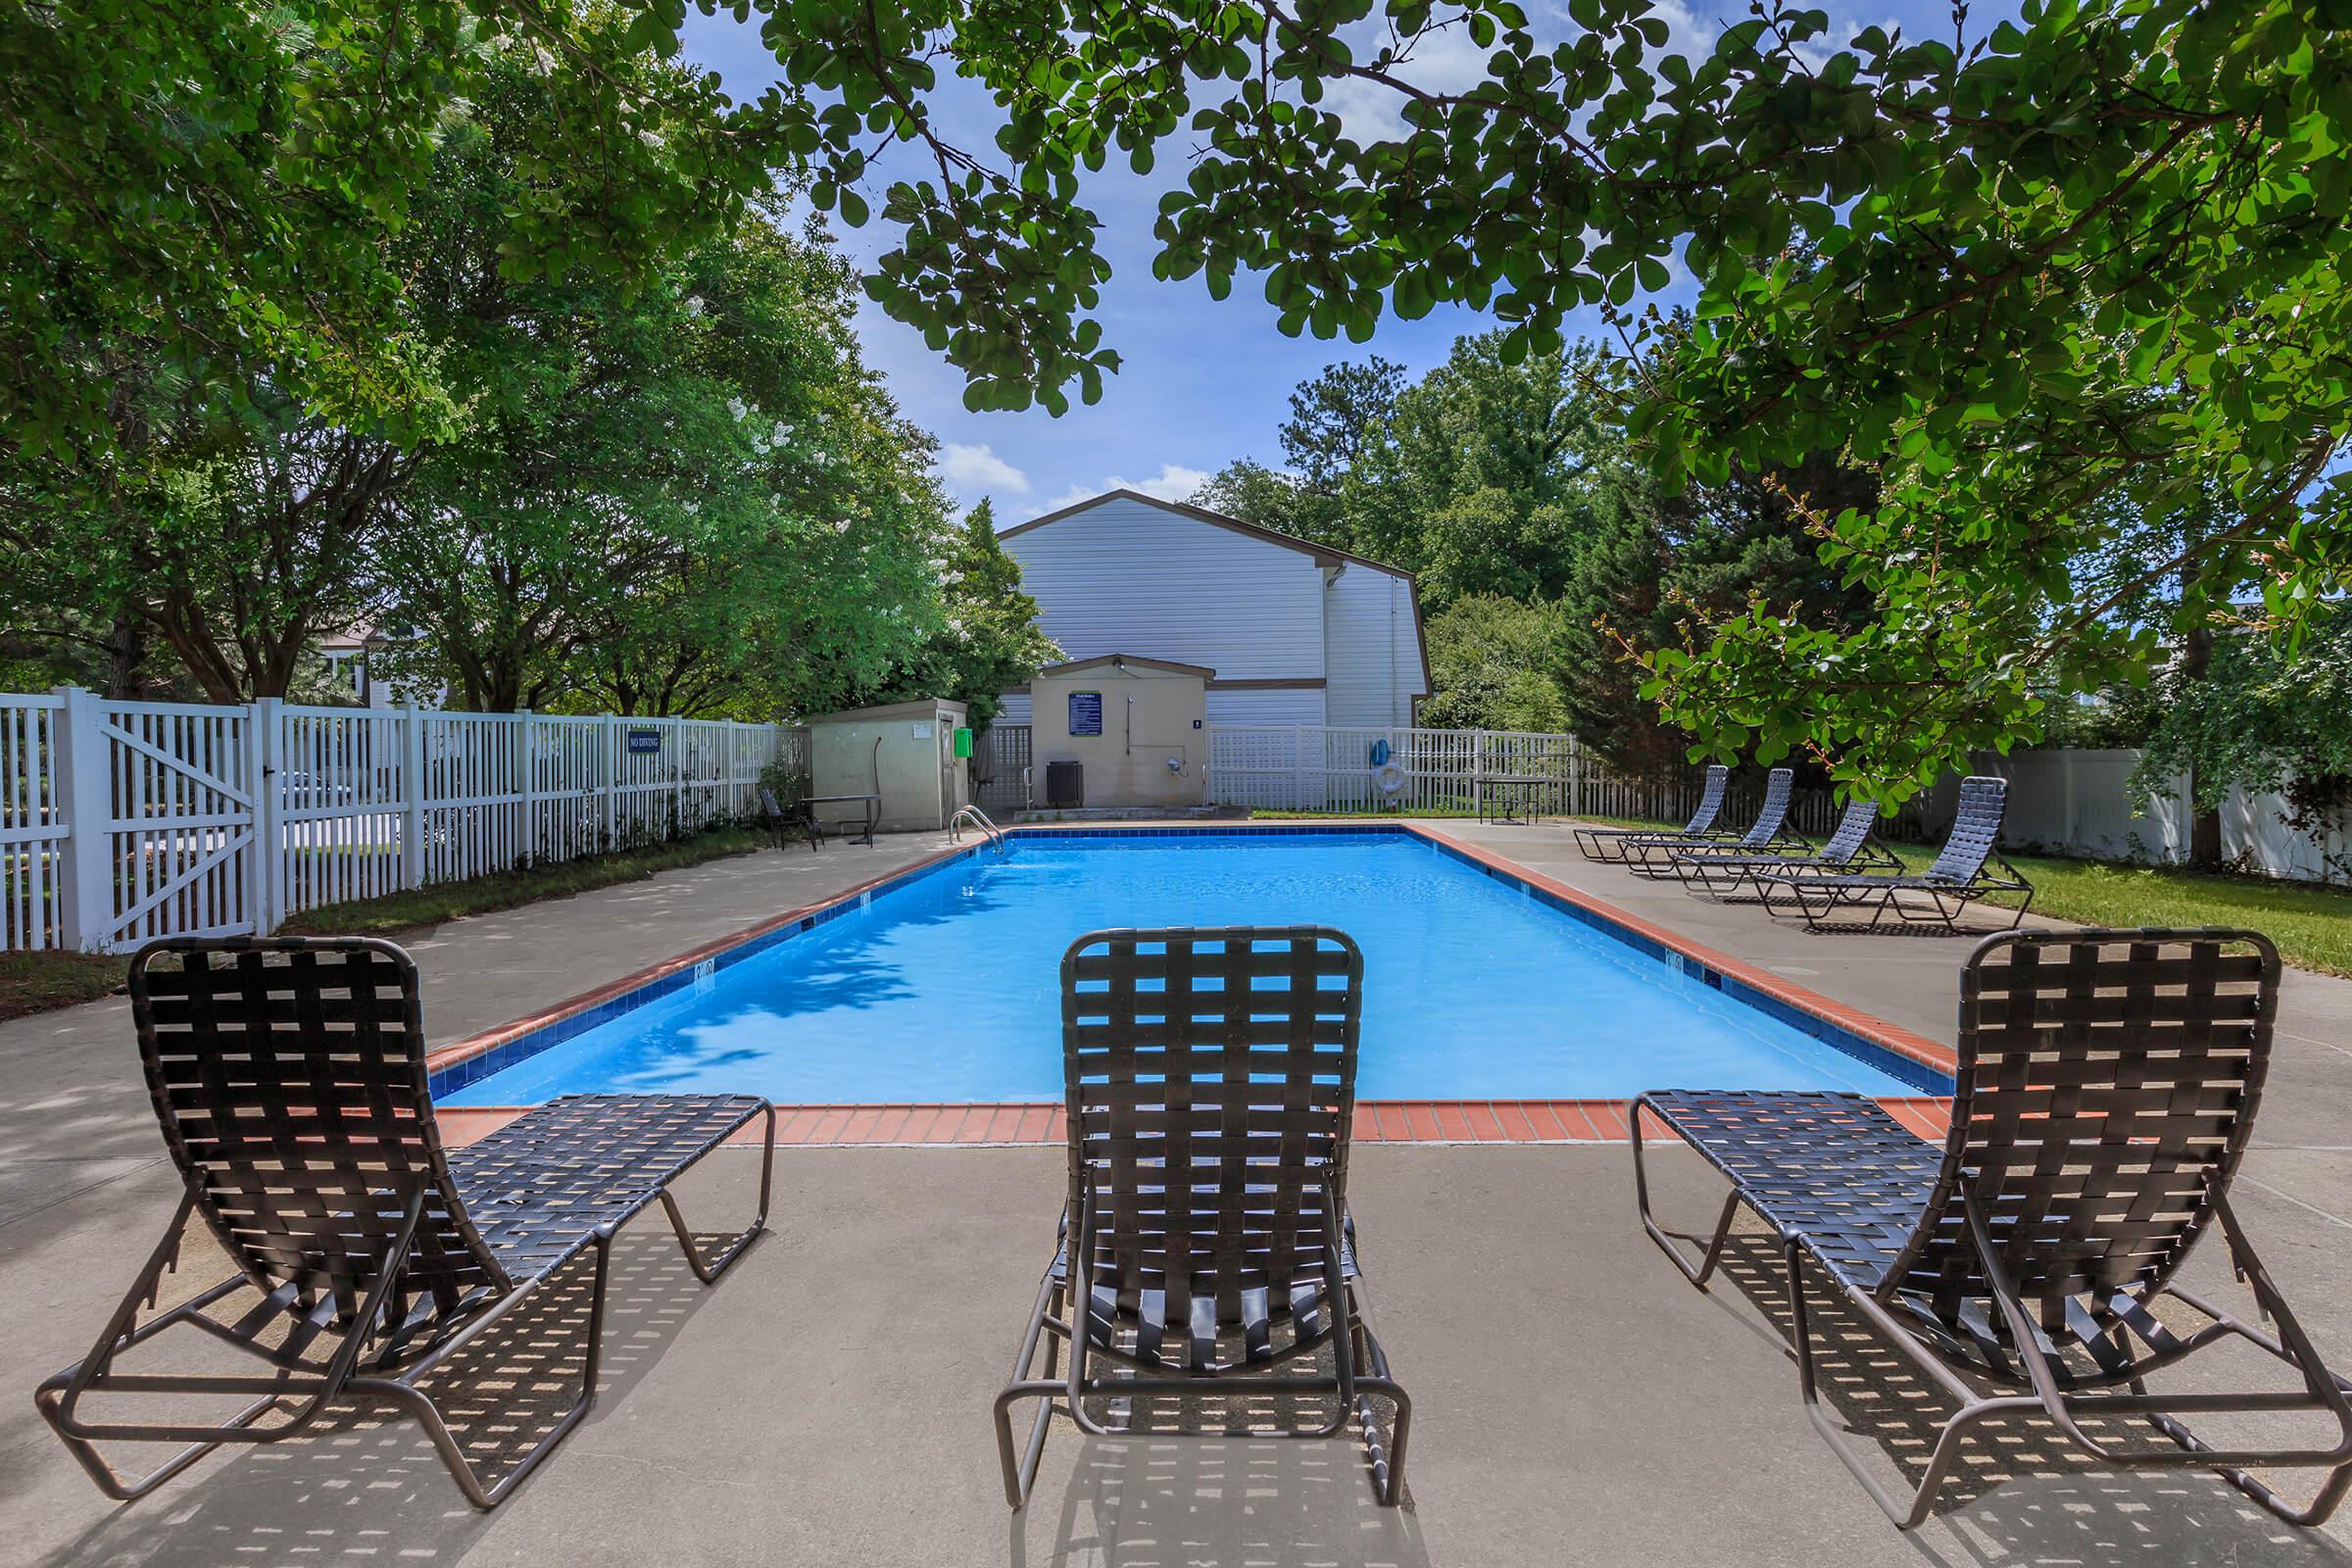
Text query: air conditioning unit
1045 760 1084 808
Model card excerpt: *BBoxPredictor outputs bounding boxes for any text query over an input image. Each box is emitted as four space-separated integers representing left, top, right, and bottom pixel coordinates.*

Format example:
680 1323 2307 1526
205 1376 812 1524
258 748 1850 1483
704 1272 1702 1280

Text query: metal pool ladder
949 805 1008 853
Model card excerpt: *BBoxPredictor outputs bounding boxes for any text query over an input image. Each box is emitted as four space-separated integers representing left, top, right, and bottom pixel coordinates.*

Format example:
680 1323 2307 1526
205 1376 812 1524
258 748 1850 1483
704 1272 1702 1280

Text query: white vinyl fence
2 688 801 953
1949 749 2352 886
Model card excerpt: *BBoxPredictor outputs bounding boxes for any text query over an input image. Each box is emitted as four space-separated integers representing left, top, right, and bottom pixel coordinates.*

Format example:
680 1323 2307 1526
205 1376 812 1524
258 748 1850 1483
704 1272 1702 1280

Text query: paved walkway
1 823 2348 1565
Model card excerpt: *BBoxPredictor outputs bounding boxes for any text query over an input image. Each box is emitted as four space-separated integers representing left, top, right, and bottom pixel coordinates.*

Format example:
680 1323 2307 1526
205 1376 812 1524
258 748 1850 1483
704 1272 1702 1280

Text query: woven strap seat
449 1094 768 1278
1637 1090 1939 1293
39 937 773 1511
997 926 1412 1509
1633 928 2352 1530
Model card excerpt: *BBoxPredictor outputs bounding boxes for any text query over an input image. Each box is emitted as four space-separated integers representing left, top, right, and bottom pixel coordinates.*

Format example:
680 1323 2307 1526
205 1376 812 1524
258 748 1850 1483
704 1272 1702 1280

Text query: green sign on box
953 726 973 758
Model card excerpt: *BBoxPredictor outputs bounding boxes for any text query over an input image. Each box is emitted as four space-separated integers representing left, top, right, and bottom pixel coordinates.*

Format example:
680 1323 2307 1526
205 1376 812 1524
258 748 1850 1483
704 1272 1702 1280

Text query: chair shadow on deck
1687 1224 2352 1566
1012 1400 1432 1568
35 1226 745 1568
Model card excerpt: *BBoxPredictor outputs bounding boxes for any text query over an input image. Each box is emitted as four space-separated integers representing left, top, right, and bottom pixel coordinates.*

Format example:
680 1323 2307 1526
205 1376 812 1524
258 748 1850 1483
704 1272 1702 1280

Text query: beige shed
806 698 970 833
1029 655 1209 809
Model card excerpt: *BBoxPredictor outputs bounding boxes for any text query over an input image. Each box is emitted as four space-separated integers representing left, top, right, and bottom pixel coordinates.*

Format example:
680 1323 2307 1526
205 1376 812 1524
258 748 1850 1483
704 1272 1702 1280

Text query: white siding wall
1000 496 1326 679
996 691 1033 727
1205 687 1328 726
1321 564 1424 725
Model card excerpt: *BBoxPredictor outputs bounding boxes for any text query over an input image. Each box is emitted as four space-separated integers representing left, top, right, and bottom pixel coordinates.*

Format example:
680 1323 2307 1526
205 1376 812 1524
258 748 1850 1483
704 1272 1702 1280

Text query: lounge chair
994 926 1412 1509
1632 928 2352 1528
1572 764 1731 862
1756 774 2031 933
1621 766 1809 876
36 937 774 1508
1666 796 1899 899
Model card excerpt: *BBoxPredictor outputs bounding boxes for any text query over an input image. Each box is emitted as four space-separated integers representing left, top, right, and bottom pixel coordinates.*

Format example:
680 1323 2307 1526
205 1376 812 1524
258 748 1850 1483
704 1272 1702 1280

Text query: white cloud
937 442 1030 497
1032 464 1214 519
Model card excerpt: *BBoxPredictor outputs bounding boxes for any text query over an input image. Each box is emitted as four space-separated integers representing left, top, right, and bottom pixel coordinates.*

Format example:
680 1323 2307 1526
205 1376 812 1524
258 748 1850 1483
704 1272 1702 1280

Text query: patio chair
1572 764 1731 862
1631 928 2352 1529
1755 774 2031 933
761 789 827 851
1621 766 1809 876
1666 796 1900 900
36 937 775 1509
994 926 1412 1510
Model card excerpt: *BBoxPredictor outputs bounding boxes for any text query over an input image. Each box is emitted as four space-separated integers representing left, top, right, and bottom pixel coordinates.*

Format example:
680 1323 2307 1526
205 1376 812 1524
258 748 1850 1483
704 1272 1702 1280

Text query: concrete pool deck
2 821 2349 1564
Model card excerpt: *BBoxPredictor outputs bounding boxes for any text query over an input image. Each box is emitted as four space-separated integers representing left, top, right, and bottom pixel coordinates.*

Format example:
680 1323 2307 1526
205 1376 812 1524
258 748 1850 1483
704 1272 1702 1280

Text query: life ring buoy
1373 760 1407 796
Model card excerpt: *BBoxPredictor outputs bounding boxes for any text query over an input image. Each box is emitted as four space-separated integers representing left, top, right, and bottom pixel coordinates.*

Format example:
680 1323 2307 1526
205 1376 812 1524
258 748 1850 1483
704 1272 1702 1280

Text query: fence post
512 710 533 868
249 696 282 938
1472 728 1487 818
670 718 685 839
51 686 114 953
1568 733 1583 819
399 702 425 891
1292 724 1308 811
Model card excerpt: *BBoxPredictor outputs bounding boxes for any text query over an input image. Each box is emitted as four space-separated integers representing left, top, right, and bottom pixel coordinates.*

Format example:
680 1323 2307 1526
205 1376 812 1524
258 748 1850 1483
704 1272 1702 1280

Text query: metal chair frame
1631 928 2352 1528
35 937 774 1509
1572 765 1732 862
994 927 1411 1510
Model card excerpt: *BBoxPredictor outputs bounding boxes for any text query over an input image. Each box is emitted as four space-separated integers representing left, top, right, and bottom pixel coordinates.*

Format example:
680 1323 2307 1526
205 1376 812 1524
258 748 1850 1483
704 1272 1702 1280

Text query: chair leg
655 1102 775 1284
1784 1238 1993 1528
361 1232 614 1510
996 1270 1065 1509
1631 1100 1741 1288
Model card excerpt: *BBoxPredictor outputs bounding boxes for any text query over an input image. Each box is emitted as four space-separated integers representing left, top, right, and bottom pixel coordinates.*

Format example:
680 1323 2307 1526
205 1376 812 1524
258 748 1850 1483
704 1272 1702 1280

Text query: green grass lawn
280 824 771 938
0 949 126 1022
1882 844 2352 977
1335 807 2352 978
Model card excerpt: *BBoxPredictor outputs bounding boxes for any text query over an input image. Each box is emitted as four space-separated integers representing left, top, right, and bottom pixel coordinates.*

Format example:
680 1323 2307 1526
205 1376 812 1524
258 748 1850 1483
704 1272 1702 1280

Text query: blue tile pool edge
424 821 1957 1102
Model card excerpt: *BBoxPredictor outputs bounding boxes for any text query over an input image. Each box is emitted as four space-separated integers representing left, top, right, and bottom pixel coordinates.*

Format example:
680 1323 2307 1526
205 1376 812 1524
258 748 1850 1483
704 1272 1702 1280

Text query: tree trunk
2180 617 2225 867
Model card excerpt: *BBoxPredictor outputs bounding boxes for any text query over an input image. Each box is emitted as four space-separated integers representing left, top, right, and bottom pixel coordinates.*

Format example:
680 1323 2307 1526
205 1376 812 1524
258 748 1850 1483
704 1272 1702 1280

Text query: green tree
2133 608 2352 869
1416 596 1571 733
370 53 950 717
860 499 1062 725
3 0 772 475
739 0 2352 798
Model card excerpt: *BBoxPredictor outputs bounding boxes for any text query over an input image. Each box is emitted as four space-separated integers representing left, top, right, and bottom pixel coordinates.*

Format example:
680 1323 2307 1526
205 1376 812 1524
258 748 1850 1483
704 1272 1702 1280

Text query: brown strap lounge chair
1632 928 2352 1528
1756 774 2032 933
36 937 774 1509
1572 764 1731 862
1667 796 1899 899
1622 766 1809 876
994 926 1412 1510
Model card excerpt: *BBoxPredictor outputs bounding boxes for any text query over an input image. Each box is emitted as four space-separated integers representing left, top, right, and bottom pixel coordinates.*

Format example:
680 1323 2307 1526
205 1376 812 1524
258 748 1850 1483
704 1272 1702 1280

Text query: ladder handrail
948 804 1007 851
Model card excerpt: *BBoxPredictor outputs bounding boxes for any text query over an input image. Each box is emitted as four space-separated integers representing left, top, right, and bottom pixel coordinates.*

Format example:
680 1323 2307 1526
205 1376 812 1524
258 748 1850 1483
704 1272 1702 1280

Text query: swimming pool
436 829 1943 1105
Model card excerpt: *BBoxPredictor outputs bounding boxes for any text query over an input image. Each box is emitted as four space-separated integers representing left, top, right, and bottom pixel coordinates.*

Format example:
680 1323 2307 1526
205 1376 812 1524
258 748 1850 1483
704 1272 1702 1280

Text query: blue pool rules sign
1068 691 1102 736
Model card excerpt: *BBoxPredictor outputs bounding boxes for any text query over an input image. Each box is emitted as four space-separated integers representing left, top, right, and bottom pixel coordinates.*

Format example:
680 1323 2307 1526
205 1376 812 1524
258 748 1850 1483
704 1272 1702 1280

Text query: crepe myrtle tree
726 0 2352 799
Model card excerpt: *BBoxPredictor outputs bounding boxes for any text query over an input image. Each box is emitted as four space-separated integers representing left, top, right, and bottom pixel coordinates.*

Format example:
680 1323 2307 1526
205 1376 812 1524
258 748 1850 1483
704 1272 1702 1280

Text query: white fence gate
2 688 800 953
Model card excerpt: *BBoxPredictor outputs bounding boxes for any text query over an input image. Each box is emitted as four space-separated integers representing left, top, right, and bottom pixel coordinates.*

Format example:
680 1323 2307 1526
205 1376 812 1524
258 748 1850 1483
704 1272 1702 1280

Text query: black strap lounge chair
1633 928 2352 1529
1622 766 1809 876
760 785 815 852
994 926 1411 1510
1572 764 1731 862
36 937 774 1509
1756 774 2032 933
1667 796 1900 899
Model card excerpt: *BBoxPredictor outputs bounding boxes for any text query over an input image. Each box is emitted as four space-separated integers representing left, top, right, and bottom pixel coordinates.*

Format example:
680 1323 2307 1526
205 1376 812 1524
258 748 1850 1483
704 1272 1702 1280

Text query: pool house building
991 489 1432 730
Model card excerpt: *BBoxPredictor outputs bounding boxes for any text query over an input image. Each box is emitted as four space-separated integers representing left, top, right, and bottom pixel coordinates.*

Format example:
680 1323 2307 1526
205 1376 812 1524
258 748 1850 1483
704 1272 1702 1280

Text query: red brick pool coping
435 1097 1955 1150
426 819 1960 1145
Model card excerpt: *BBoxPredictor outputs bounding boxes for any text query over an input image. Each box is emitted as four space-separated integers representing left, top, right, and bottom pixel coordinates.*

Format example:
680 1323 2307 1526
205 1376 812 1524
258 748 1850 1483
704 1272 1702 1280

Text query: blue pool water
441 832 1926 1104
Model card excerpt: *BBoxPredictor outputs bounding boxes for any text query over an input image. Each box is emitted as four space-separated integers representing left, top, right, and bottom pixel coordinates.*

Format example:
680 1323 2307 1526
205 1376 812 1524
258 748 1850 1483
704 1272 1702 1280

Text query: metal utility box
1045 760 1084 808
805 697 970 832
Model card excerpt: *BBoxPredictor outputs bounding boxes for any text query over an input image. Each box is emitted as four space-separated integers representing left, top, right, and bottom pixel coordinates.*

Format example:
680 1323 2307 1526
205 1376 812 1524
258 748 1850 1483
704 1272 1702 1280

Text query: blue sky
679 2 2001 521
